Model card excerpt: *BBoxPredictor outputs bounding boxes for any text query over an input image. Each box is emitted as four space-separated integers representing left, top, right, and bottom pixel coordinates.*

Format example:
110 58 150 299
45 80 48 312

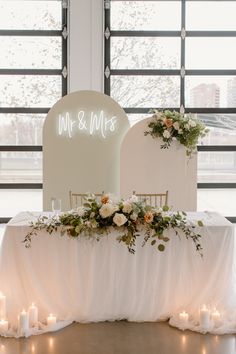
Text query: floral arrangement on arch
144 110 209 157
23 194 203 256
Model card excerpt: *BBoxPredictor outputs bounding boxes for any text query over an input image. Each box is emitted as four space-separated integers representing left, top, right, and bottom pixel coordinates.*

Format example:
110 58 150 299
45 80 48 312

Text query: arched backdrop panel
121 118 197 211
43 90 130 211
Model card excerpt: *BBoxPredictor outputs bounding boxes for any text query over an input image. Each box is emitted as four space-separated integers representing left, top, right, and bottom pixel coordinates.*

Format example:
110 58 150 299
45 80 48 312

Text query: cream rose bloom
130 213 138 221
122 201 133 214
184 123 190 130
189 119 197 127
173 121 180 130
163 130 171 139
76 206 85 217
129 194 138 203
90 220 98 228
113 213 128 227
99 203 115 218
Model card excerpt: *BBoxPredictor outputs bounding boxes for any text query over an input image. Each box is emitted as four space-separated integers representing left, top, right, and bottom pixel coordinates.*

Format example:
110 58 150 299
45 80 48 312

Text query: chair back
132 191 168 208
69 191 103 209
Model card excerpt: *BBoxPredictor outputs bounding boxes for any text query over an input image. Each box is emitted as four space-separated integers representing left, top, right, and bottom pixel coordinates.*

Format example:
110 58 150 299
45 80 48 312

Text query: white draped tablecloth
0 211 236 337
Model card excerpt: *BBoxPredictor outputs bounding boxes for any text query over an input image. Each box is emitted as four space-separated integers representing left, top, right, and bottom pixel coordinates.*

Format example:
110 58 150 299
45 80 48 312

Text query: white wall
68 0 104 93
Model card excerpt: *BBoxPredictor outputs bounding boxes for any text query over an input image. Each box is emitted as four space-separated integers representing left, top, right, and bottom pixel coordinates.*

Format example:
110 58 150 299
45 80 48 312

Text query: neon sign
58 110 117 139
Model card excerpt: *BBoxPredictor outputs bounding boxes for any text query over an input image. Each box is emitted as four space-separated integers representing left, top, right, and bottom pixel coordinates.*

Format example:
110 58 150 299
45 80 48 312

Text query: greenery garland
23 194 203 256
144 109 209 157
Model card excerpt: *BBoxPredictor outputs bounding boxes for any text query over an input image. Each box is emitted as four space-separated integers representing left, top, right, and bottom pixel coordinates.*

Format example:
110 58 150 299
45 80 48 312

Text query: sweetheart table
0 211 235 337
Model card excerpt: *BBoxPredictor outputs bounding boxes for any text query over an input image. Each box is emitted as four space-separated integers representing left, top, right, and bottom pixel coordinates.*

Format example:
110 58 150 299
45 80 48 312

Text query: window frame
104 0 236 223
0 0 68 223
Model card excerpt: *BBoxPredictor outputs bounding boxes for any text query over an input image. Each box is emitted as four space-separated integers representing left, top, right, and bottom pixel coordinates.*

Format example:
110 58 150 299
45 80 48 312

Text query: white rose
163 130 171 139
154 207 163 214
122 201 133 214
178 129 183 134
76 206 85 217
130 213 138 221
91 220 98 228
173 122 180 130
184 123 190 130
189 119 197 127
113 213 128 227
113 204 119 212
99 203 115 218
129 195 138 203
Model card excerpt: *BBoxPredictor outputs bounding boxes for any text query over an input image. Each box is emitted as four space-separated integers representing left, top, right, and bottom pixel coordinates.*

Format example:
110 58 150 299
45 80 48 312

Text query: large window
104 0 236 222
0 0 68 222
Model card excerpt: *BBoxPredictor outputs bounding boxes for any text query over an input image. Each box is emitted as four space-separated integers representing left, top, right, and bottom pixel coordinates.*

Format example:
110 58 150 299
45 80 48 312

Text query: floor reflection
0 322 235 354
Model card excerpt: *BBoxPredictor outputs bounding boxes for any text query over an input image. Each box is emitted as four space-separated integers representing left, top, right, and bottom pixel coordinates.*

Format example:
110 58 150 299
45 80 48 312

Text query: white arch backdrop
120 117 197 211
43 90 130 211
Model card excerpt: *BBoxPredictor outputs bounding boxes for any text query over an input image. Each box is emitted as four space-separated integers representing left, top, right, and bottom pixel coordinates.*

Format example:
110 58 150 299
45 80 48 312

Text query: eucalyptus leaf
162 205 169 212
158 244 165 252
163 237 170 242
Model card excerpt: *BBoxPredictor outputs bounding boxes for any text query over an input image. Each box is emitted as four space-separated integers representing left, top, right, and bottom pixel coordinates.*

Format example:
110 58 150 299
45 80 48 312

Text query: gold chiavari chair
132 190 169 208
69 191 104 209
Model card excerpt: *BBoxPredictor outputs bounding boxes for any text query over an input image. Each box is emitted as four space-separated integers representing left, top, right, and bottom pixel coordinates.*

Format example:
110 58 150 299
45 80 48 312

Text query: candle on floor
179 311 189 324
0 293 6 319
200 304 210 328
29 303 38 327
19 309 29 332
0 319 8 332
47 314 56 327
211 309 221 327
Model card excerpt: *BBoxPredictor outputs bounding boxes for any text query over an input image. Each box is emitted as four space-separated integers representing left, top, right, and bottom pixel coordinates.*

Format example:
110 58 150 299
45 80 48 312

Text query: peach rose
101 195 109 204
164 118 173 128
144 211 154 224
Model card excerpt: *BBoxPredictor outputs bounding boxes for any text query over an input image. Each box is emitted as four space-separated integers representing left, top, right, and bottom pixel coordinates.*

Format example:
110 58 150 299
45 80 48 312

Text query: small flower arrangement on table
23 194 203 256
144 110 209 157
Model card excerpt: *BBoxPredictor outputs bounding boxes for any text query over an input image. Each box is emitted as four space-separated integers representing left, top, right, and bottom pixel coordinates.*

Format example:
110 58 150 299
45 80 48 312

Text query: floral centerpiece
23 194 203 256
144 110 209 157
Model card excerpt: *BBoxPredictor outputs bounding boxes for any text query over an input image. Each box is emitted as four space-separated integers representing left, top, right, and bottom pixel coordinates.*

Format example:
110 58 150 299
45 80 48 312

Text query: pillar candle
47 314 56 327
200 305 210 328
0 293 6 319
29 303 38 327
179 311 189 324
211 309 221 327
0 319 8 332
19 310 29 332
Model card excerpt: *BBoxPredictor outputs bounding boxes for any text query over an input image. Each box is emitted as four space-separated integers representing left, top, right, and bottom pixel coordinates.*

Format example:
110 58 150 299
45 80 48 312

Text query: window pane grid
0 0 67 219
105 0 236 219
